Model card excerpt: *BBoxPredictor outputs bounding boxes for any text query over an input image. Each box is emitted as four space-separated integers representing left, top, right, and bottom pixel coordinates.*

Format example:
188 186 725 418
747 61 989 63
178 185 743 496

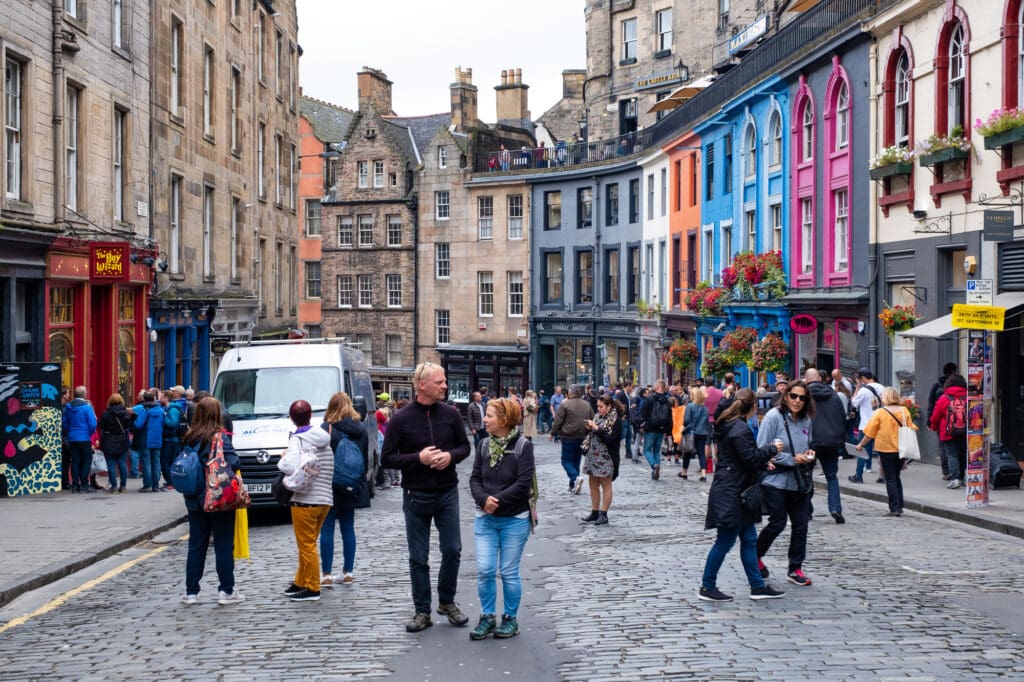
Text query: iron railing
473 130 649 174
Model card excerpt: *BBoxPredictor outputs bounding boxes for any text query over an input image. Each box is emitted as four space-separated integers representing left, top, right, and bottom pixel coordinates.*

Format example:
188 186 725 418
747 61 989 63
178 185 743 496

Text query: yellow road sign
951 304 1005 330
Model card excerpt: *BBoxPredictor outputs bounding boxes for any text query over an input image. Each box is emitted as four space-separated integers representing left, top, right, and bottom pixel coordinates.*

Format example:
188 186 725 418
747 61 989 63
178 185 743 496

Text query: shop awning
899 292 1024 339
646 76 717 114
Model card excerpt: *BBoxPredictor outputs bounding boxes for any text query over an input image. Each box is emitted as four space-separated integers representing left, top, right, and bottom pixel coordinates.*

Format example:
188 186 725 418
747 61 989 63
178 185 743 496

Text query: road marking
0 543 172 635
900 565 988 576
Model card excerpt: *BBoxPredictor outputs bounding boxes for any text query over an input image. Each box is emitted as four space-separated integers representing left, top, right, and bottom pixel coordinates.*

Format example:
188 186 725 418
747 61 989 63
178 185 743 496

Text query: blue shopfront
148 300 214 391
696 302 791 387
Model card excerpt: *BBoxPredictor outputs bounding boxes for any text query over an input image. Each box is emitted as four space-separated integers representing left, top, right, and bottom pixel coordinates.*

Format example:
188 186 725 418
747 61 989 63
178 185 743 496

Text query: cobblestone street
1 438 1023 681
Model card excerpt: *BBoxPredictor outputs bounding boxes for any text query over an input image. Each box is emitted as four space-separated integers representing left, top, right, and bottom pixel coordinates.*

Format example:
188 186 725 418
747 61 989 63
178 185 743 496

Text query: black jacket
381 400 471 493
469 433 535 517
98 405 134 457
705 418 775 530
321 417 371 509
639 391 672 433
182 433 241 512
807 381 847 449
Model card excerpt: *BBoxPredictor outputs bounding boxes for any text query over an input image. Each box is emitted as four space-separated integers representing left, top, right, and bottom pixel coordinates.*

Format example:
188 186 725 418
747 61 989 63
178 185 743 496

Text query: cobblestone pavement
1 438 1022 680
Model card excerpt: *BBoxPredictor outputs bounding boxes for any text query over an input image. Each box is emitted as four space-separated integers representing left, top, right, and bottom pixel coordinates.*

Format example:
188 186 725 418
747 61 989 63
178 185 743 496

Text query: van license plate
248 483 272 494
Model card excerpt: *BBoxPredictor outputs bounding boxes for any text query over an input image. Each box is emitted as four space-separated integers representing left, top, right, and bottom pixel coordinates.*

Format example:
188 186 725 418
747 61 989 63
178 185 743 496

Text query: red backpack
944 395 967 439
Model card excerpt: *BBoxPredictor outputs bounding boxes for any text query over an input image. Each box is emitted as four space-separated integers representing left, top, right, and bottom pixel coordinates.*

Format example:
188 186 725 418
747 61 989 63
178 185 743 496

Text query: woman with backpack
928 374 968 490
180 397 244 606
319 391 370 589
97 393 134 493
857 387 918 515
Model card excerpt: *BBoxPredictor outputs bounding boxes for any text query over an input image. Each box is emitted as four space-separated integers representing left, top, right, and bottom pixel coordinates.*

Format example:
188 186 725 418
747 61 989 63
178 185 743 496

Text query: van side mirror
353 396 368 420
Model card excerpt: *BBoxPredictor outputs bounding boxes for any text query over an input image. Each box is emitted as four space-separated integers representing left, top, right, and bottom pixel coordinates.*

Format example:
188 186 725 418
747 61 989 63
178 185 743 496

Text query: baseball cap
376 392 390 401
857 367 873 379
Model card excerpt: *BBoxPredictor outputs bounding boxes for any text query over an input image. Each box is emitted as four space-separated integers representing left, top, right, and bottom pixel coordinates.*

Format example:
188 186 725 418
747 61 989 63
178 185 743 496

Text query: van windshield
213 367 340 419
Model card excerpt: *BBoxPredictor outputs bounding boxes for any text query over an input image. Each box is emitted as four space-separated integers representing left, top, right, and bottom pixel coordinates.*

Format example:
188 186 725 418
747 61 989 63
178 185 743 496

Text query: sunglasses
787 393 808 402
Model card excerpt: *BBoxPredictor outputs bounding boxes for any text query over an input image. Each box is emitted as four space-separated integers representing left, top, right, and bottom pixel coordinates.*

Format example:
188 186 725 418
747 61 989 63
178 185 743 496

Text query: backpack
648 395 672 431
332 428 366 496
944 395 967 439
176 404 191 438
170 443 205 496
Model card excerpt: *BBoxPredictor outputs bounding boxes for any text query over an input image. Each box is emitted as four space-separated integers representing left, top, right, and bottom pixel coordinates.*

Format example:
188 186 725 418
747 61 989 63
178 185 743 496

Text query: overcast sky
296 0 587 121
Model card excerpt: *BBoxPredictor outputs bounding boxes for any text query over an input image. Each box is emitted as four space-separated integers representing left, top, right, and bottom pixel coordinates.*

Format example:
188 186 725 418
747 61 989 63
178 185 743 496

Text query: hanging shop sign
789 313 818 334
89 242 130 282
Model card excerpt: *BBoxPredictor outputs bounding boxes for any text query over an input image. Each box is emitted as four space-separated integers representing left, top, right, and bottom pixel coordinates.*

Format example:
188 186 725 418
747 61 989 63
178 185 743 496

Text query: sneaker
948 480 962 489
573 477 584 494
288 588 321 602
493 614 519 639
139 487 155 493
876 476 885 483
787 568 812 586
340 572 354 585
757 559 769 579
405 613 433 632
653 464 661 480
750 585 786 600
106 487 117 494
864 467 873 473
218 590 245 605
321 574 335 590
698 587 733 602
283 583 303 597
118 486 126 493
160 484 175 492
847 475 863 483
180 593 199 605
437 602 469 626
831 512 846 524
469 614 497 640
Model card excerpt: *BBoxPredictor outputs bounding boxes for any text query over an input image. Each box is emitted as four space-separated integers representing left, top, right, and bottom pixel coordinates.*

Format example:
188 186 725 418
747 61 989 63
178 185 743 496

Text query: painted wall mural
0 363 63 496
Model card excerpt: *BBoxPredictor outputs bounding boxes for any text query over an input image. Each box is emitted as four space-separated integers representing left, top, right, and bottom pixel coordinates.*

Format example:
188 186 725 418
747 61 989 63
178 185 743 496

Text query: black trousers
756 486 811 571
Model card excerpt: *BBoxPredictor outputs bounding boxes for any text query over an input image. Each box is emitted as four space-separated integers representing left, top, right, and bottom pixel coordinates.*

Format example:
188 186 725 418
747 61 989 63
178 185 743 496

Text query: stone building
149 0 300 389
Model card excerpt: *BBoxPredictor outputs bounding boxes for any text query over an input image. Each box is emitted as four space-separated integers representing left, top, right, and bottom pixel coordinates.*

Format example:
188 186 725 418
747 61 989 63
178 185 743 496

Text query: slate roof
299 95 356 144
386 112 452 160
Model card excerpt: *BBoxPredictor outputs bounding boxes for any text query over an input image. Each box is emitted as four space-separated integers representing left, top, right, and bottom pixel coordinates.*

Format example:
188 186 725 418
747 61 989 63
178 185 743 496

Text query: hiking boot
283 583 303 597
493 615 519 639
757 559 769 579
469 614 496 640
405 613 433 632
698 587 733 602
580 510 600 523
217 590 246 605
831 512 846 524
437 602 469 626
288 588 321 602
847 475 863 483
750 585 786 600
787 568 812 586
593 511 609 525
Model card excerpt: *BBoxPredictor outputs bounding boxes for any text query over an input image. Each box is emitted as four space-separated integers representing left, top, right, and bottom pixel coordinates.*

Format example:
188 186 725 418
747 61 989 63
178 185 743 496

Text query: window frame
385 335 402 368
169 174 182 274
543 251 563 305
202 185 214 279
112 107 125 222
65 84 80 211
478 195 494 240
768 110 782 168
386 214 402 247
833 189 849 272
577 187 593 229
576 249 594 305
435 310 450 345
170 18 182 116
357 160 368 188
507 271 524 317
304 261 321 299
337 274 353 307
656 8 672 53
478 271 494 317
337 215 353 247
835 81 849 150
357 214 374 248
202 45 214 138
606 183 619 226
438 145 448 169
544 190 561 230
5 58 23 201
386 273 402 308
605 247 620 304
508 194 524 239
744 122 757 178
435 242 450 279
357 274 373 308
800 197 813 275
435 190 450 220
373 159 384 188
305 199 321 237
621 17 637 61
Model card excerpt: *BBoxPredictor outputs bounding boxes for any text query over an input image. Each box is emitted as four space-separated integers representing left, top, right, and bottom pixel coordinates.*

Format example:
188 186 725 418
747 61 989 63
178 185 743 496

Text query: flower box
983 125 1024 150
918 147 969 166
869 161 914 180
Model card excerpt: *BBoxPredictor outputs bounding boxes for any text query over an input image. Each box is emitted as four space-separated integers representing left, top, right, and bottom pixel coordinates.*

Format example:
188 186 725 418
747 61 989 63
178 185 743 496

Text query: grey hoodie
756 407 813 492
281 426 334 506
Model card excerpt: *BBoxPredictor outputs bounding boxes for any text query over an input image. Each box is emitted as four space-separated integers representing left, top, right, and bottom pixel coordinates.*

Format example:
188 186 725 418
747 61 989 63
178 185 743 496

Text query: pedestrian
639 380 673 480
97 393 133 493
381 362 472 633
180 396 244 606
279 399 334 602
375 394 394 489
630 387 647 460
522 389 539 441
804 369 847 524
699 388 786 602
127 389 147 478
498 144 510 171
319 391 371 589
549 384 594 494
537 389 551 433
549 385 565 441
755 380 817 587
927 362 958 481
59 386 72 490
469 397 535 641
679 386 709 481
613 383 633 458
61 385 97 493
669 395 686 465
580 394 622 525
467 391 487 454
857 387 917 516
132 390 165 492
160 386 188 491
506 386 523 408
928 373 968 490
848 368 884 483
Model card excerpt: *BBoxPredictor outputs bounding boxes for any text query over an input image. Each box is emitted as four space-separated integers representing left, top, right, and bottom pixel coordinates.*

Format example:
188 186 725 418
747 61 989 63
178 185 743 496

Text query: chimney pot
501 69 508 85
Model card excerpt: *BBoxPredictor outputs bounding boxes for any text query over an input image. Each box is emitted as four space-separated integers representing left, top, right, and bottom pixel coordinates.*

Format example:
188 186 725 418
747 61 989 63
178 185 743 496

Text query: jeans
474 514 531 617
291 504 330 590
104 454 127 489
683 435 708 471
756 486 811 571
621 418 633 455
320 504 356 575
701 523 764 590
942 437 966 481
185 508 236 595
560 438 584 488
402 486 462 614
643 432 665 470
855 438 875 477
69 441 92 488
139 447 161 490
816 446 843 515
878 452 904 512
129 448 141 477
161 439 181 486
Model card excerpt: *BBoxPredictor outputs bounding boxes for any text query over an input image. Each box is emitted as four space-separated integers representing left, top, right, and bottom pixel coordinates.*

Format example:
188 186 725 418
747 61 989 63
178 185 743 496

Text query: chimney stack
357 66 394 115
495 67 531 130
450 66 478 132
561 69 586 99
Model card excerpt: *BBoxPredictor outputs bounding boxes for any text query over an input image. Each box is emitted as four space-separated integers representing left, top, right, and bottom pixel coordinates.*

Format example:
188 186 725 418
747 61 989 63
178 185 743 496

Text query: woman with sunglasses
754 380 817 587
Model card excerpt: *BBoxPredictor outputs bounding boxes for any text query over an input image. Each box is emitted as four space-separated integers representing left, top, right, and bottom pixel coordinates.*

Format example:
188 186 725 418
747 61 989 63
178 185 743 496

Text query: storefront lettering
537 321 590 333
789 313 818 334
89 243 130 282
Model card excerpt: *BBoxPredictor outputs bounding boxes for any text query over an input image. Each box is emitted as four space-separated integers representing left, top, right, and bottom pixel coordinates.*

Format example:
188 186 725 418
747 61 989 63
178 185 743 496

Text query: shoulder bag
884 407 921 460
783 416 814 495
203 432 251 512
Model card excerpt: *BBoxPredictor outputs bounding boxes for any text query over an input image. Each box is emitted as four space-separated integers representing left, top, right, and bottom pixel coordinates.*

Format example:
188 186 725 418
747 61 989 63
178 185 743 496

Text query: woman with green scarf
580 394 623 526
468 397 536 641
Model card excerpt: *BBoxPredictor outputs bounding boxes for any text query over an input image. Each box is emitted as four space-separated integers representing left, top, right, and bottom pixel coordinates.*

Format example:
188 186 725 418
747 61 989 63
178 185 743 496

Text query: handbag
740 472 764 514
782 416 814 495
203 433 251 512
884 407 921 461
681 431 695 454
270 471 293 505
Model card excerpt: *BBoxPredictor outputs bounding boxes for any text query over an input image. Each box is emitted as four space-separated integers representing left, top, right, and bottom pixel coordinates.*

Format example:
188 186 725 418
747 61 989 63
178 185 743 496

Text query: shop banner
965 330 990 508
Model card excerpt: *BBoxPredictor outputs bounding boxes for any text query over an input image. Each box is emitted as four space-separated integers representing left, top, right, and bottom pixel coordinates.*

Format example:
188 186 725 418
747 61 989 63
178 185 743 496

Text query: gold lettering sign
90 243 130 281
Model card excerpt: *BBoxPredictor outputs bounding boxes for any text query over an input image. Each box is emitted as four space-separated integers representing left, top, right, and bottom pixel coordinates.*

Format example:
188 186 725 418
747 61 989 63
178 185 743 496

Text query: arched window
835 81 849 150
948 22 966 133
802 103 814 162
895 51 910 146
768 110 782 167
744 123 757 178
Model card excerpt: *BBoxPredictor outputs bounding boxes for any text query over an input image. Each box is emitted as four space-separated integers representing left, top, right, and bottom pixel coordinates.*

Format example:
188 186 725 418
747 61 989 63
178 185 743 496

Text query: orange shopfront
46 239 152 401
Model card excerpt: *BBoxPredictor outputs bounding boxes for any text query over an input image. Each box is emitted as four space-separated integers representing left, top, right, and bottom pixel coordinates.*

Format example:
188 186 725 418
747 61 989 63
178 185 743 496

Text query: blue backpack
332 430 365 496
170 443 205 496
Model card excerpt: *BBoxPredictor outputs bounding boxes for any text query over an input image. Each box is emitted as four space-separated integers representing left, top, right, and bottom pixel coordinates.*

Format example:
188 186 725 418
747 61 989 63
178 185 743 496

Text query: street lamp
675 59 691 83
578 109 589 147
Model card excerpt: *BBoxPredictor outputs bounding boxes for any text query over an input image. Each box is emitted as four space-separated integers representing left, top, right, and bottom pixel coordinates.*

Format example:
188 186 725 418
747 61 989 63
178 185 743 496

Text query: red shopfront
46 239 152 401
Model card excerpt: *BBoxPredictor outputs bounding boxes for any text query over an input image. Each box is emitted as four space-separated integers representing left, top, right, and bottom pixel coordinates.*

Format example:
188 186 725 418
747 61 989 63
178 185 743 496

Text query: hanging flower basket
750 334 789 373
878 303 921 339
725 251 787 301
869 162 914 180
976 107 1024 149
700 347 735 378
662 338 699 372
721 327 758 367
983 125 1024 150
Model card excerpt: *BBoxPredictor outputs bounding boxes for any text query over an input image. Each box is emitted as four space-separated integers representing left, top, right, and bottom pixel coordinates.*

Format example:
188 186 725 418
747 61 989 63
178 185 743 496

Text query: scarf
583 407 619 453
488 427 520 468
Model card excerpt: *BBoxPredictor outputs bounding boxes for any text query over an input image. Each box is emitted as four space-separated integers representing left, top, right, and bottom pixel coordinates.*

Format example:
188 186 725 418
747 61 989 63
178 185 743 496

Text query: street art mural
0 363 63 496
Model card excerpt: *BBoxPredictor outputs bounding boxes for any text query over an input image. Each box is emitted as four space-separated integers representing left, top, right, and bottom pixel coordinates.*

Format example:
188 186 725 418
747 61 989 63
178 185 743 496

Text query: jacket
639 391 672 433
62 398 97 442
163 399 187 440
469 432 535 517
550 397 594 439
757 408 813 492
321 417 370 509
865 405 917 452
705 418 775 529
683 403 709 436
182 432 241 512
467 401 486 431
98 404 134 457
381 400 471 493
928 386 968 441
807 381 847 449
133 402 166 450
279 426 334 506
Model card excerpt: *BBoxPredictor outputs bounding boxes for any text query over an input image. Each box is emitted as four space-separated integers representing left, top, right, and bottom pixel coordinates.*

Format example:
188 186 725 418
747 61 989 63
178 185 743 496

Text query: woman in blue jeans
319 391 370 588
469 398 535 640
699 388 785 602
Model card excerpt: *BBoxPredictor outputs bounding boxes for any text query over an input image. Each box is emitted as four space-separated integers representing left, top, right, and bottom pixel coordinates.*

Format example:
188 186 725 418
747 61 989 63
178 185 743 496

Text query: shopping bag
91 450 108 474
233 506 250 560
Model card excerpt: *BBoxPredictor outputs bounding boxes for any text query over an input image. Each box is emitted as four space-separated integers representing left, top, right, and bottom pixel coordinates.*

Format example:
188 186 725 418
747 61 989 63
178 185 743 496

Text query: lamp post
675 59 691 83
578 108 590 147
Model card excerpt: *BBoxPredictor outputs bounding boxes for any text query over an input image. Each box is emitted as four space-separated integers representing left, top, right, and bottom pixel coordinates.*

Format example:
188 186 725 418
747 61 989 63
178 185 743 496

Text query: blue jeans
855 438 875 477
701 523 764 590
320 504 356 575
69 441 92 488
161 439 180 486
104 454 127 489
560 437 584 488
185 508 236 595
621 418 633 454
402 486 462 614
139 447 161 489
474 514 531 617
643 432 665 470
816 446 843 514
129 448 141 477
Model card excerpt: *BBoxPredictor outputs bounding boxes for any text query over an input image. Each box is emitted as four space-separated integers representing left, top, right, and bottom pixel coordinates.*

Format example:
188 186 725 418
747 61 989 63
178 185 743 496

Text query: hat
376 392 390 401
857 367 873 379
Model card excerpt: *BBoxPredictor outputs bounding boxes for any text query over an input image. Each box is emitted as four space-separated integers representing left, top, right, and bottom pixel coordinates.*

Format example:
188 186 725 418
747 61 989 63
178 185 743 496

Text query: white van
211 340 378 507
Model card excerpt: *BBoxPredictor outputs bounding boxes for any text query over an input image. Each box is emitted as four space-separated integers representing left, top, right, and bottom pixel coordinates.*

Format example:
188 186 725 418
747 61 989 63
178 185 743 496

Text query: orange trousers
290 505 330 590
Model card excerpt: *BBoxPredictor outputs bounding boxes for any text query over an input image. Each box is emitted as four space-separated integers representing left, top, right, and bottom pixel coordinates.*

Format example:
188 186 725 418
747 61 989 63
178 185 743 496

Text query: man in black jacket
804 368 846 523
639 379 672 480
382 362 471 633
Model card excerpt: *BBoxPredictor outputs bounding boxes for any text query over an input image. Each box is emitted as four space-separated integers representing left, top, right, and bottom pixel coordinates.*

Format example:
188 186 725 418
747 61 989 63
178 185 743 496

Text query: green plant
870 144 916 169
663 338 699 372
636 299 649 316
701 346 735 378
878 302 920 339
916 127 972 155
721 327 758 367
975 108 1024 137
724 251 787 300
750 334 789 373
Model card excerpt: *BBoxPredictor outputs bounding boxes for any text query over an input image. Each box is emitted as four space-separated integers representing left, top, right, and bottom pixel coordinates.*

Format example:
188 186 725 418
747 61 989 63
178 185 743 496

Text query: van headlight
256 450 271 464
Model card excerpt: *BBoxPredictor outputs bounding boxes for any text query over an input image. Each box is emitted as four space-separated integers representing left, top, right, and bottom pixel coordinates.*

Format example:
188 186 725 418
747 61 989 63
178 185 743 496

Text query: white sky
296 0 587 121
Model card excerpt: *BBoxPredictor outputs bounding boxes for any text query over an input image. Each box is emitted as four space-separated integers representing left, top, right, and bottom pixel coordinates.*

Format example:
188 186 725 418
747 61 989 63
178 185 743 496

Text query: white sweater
280 427 334 506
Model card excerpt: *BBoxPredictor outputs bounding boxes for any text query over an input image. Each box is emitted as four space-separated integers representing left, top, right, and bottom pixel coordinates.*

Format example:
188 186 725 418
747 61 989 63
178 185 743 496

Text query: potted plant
976 107 1024 149
917 125 972 166
750 334 789 373
700 346 735 378
721 326 758 367
869 144 916 179
878 302 921 339
636 299 649 317
663 338 699 373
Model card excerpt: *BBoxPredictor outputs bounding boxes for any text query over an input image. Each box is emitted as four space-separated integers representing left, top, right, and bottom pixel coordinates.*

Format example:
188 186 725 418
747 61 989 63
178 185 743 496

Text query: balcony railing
473 131 647 175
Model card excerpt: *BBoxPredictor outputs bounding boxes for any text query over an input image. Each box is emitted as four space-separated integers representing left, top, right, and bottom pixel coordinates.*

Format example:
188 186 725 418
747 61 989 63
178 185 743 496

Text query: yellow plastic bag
233 507 250 560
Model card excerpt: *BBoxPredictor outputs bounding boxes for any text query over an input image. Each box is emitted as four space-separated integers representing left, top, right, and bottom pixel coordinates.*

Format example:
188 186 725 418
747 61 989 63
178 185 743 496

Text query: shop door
90 285 115 398
997 319 1024 457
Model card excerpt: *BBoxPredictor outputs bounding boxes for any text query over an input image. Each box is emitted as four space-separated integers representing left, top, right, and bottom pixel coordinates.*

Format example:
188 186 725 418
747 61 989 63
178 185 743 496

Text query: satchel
681 431 696 454
740 473 764 514
270 471 293 505
203 433 251 512
885 407 921 461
